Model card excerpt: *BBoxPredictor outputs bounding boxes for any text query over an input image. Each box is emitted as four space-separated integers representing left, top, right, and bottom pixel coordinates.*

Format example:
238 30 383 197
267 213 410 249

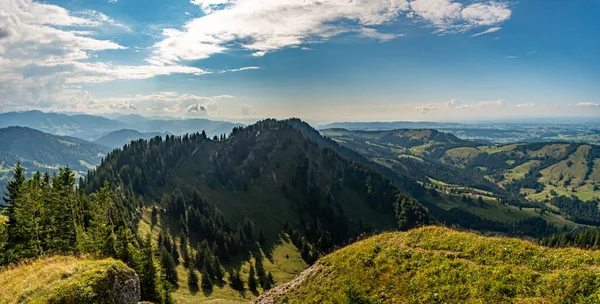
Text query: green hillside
0 126 110 193
0 256 139 304
322 128 600 228
257 226 600 304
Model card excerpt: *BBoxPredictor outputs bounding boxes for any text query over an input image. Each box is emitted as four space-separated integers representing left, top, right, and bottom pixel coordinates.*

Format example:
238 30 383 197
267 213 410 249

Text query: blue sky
0 0 598 123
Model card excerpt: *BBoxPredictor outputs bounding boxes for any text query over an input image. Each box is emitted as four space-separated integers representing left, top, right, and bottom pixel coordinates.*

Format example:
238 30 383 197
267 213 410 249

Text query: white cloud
108 0 118 3
415 104 441 113
0 0 237 113
151 0 513 64
109 102 137 110
252 51 267 57
185 103 207 112
572 102 599 107
470 27 501 37
410 0 511 33
300 47 313 51
220 66 261 73
415 98 504 113
516 102 534 107
358 28 398 42
96 92 233 115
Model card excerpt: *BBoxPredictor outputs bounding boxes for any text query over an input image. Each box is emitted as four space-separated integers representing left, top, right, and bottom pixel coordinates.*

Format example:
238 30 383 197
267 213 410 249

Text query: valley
322 128 600 230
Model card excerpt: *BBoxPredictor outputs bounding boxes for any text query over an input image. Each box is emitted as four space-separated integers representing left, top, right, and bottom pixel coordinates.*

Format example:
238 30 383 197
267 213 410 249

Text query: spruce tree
201 266 213 292
180 233 190 267
139 234 159 301
255 256 266 284
3 162 25 205
248 265 258 291
228 268 244 291
213 256 224 281
188 265 199 291
160 246 178 286
151 205 158 228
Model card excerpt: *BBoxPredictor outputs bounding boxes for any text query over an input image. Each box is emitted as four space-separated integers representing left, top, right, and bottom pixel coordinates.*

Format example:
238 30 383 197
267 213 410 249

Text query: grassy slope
270 226 600 304
0 256 137 304
533 145 599 201
137 207 308 303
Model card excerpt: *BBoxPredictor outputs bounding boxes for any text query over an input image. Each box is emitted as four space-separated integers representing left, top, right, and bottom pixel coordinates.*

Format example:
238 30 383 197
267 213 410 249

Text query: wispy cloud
470 27 501 37
358 28 398 42
516 103 535 107
571 102 599 107
415 99 504 114
507 56 518 59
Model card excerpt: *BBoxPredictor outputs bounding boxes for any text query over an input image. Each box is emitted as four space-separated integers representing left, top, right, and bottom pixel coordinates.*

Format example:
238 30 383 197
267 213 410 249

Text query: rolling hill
322 128 600 227
0 110 130 140
320 120 600 145
113 114 244 137
0 126 110 193
256 226 600 303
0 111 244 141
94 129 168 149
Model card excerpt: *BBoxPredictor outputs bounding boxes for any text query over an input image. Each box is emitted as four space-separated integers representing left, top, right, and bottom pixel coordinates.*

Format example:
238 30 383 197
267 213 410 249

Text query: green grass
273 226 600 304
504 160 541 181
0 256 138 304
527 143 570 158
432 192 532 223
539 145 589 186
136 206 309 303
171 240 308 304
441 147 481 167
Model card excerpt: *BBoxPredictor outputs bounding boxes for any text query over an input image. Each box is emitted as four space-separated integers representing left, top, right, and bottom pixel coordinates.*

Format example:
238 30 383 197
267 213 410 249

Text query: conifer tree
201 266 213 292
180 233 190 267
213 256 225 281
255 256 266 284
187 264 199 291
248 264 258 291
228 268 244 291
160 246 178 286
3 162 24 206
151 205 158 228
139 234 159 301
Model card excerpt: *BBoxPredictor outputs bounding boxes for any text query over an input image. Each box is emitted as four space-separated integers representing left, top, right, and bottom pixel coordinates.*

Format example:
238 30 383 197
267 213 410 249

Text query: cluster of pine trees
540 228 600 249
0 163 175 303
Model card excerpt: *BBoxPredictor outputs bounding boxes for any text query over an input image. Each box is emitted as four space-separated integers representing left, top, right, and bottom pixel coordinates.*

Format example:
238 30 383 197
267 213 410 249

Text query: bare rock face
107 269 141 304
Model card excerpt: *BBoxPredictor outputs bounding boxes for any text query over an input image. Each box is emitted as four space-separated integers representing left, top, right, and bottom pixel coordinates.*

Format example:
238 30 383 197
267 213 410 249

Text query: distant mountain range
94 129 168 149
0 111 243 141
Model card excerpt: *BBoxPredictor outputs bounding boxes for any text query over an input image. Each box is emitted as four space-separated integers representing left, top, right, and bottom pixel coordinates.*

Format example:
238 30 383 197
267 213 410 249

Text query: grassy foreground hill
257 226 600 304
0 256 140 304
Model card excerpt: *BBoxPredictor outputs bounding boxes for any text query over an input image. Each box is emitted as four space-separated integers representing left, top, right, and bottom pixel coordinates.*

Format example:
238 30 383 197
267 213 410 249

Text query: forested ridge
0 119 432 302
